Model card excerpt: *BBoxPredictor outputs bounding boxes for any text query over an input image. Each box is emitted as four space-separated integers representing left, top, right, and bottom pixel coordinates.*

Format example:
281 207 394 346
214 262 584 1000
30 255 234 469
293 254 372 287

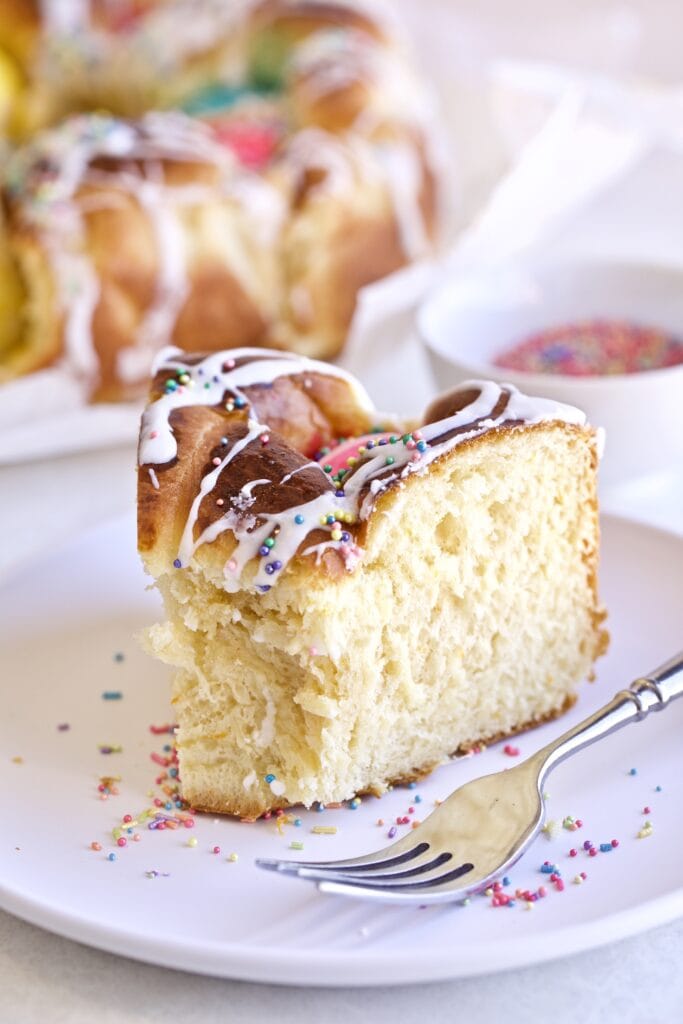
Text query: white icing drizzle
140 352 587 595
282 125 423 327
39 0 254 74
302 539 363 571
282 109 431 265
148 468 160 490
287 25 439 260
130 0 253 66
5 113 284 388
279 462 327 485
138 347 373 466
39 0 89 35
113 166 190 384
281 128 359 198
289 284 314 326
237 478 272 501
212 490 339 593
374 140 429 260
292 27 432 129
126 168 283 380
226 177 286 249
231 478 272 514
146 349 371 589
291 29 373 101
279 121 434 266
57 244 102 379
340 379 588 521
177 418 267 569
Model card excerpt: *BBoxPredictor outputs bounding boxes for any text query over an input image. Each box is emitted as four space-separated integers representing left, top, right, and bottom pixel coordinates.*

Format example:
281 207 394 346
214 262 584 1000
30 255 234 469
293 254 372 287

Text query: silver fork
256 652 683 904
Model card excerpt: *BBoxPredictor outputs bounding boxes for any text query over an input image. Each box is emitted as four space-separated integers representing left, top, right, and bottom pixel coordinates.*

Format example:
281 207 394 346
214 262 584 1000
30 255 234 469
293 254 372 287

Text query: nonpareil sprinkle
493 320 683 376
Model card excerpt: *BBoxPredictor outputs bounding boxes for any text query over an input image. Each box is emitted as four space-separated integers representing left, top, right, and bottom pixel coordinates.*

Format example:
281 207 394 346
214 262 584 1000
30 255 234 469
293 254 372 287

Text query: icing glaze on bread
0 0 440 397
138 347 587 594
137 347 608 816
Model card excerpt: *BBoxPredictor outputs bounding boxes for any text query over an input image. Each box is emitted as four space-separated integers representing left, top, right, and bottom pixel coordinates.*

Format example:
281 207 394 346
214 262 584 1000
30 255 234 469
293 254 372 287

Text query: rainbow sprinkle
493 320 683 376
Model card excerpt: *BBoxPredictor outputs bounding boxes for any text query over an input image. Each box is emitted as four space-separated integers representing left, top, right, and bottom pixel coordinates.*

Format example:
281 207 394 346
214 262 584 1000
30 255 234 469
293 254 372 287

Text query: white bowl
418 259 683 487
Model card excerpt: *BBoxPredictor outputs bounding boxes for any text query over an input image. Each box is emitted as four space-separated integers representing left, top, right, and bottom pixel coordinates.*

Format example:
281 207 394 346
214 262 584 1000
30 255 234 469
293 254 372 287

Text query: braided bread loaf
0 1 439 399
138 349 608 816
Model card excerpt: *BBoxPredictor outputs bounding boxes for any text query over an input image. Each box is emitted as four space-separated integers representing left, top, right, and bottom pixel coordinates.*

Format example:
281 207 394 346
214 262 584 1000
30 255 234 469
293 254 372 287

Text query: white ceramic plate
0 367 142 466
1 513 681 986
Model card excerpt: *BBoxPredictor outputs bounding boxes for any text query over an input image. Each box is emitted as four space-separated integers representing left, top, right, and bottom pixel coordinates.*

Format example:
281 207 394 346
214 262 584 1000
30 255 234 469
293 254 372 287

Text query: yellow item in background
0 242 25 358
0 46 21 128
0 49 24 356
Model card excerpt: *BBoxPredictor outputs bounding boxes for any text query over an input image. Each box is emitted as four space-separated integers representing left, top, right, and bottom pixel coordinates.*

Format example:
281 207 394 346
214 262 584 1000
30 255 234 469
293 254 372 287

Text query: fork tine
295 858 473 889
295 850 453 883
256 840 430 876
310 860 475 894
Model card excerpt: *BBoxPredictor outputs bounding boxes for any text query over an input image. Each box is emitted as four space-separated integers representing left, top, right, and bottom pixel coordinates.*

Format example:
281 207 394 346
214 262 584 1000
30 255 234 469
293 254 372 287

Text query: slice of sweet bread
138 348 608 817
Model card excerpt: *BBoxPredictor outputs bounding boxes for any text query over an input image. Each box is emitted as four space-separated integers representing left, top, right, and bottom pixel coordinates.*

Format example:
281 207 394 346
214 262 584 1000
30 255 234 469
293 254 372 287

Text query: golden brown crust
249 0 386 44
0 0 40 66
278 210 406 358
1 0 438 395
137 366 374 563
290 74 373 135
2 128 437 393
0 230 62 381
582 437 611 661
2 160 282 399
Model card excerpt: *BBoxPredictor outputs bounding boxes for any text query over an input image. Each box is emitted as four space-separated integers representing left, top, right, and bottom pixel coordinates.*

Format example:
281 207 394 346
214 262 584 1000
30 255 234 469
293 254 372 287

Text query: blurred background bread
0 0 440 400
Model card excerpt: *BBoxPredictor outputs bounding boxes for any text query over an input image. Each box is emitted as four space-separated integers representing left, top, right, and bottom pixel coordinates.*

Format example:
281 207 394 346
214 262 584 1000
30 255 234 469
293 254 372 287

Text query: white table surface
1 907 682 1024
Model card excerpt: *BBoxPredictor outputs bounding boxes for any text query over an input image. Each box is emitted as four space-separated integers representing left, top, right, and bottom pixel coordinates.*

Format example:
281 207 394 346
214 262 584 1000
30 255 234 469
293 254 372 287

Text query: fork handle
534 651 683 783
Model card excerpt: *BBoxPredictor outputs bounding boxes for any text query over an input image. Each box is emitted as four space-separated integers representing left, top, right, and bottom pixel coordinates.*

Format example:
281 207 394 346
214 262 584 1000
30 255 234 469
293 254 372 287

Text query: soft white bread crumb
143 422 607 817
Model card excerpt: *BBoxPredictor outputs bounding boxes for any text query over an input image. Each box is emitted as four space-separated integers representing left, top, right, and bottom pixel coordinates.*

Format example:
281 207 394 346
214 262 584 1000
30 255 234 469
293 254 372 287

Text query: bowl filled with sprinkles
493 319 683 377
418 258 683 486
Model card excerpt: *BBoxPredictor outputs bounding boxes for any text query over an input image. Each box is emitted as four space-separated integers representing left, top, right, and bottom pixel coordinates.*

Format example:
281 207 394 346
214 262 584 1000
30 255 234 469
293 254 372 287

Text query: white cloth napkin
342 65 683 415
